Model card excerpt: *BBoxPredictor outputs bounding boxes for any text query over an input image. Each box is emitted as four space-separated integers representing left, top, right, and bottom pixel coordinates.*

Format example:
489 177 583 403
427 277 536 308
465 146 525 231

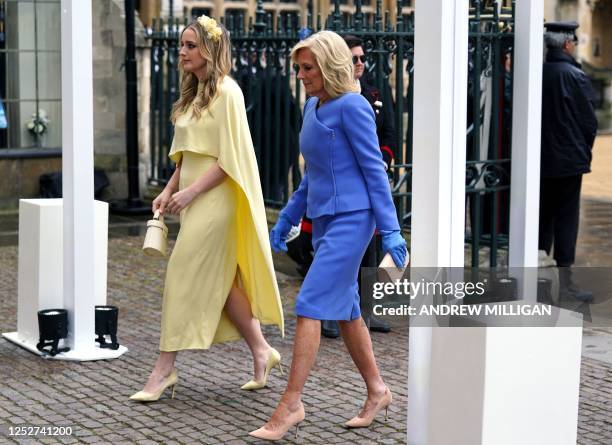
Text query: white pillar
503 5 581 444
2 199 112 357
508 1 543 269
507 0 543 301
53 0 126 360
61 0 95 354
409 1 468 444
411 0 467 269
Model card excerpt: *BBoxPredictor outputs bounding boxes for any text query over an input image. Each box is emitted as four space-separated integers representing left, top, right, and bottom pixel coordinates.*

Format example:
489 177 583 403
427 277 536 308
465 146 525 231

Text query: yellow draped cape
168 76 284 342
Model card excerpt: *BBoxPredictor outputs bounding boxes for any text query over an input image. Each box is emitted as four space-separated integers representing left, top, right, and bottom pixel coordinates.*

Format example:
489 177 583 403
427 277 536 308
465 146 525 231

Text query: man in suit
540 21 598 301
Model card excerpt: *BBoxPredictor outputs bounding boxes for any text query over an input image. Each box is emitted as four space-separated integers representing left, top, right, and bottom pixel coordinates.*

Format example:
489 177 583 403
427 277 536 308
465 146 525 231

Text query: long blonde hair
170 19 232 123
290 30 358 98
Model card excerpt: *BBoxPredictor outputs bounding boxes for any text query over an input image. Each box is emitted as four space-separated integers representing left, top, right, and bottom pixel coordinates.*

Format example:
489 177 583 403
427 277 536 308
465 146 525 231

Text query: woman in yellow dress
130 15 284 402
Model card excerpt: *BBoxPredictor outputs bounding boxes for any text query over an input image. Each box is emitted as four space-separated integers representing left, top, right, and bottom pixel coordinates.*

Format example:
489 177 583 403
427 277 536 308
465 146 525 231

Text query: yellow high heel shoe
248 402 305 441
241 348 283 390
345 388 392 428
129 369 178 402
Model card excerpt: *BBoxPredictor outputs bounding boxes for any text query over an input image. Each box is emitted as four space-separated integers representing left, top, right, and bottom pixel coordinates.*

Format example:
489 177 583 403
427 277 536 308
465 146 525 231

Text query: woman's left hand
380 230 408 268
166 187 198 214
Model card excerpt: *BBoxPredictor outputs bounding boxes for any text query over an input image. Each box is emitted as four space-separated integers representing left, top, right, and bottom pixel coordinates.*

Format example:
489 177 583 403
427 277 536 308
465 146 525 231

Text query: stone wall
0 0 149 211
93 0 149 201
92 0 125 199
0 157 63 210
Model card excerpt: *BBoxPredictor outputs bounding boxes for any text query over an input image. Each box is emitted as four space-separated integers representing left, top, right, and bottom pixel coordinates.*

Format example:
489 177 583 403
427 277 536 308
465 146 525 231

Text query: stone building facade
1 0 608 210
136 0 612 200
0 0 148 210
177 0 414 28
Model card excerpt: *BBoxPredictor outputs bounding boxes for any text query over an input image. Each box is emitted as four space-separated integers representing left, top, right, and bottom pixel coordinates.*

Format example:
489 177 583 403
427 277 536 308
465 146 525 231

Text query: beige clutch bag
143 210 168 257
378 252 409 282
379 252 409 268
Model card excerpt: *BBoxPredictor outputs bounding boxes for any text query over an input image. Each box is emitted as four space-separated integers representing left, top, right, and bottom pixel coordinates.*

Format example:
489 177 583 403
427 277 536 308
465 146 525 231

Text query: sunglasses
352 55 366 64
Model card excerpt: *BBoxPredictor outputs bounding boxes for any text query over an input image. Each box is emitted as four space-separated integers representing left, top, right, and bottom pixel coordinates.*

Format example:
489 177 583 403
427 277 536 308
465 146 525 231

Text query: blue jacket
282 93 400 232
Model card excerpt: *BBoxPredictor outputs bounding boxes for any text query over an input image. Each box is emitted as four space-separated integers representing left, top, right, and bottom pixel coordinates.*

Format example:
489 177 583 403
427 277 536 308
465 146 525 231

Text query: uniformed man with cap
540 21 598 301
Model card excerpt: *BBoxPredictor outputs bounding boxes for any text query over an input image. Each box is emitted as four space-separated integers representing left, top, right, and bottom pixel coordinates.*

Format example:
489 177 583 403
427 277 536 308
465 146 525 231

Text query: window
0 0 61 152
190 7 212 19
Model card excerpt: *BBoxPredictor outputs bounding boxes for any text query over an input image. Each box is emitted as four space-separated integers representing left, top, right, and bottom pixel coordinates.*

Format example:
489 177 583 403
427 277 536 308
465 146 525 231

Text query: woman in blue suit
249 31 407 441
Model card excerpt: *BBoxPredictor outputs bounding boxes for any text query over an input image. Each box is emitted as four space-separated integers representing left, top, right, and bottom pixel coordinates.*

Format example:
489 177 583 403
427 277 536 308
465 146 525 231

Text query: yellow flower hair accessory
197 15 222 43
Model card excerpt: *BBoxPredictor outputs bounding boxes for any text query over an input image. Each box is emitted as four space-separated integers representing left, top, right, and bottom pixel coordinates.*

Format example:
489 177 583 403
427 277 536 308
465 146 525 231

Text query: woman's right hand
152 188 173 215
270 213 294 252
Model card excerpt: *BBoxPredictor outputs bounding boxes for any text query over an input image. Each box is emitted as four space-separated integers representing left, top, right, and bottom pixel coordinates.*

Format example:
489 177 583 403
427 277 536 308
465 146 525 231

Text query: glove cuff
279 211 299 227
379 229 400 236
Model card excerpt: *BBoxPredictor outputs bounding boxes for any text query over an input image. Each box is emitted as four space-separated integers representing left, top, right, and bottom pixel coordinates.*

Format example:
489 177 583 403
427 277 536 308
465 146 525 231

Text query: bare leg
260 317 320 431
338 317 388 417
142 351 178 393
224 284 272 381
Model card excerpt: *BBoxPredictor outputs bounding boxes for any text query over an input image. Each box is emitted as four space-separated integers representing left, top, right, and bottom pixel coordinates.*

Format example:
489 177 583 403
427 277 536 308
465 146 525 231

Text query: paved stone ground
576 199 612 266
582 134 612 202
0 236 407 444
0 229 610 444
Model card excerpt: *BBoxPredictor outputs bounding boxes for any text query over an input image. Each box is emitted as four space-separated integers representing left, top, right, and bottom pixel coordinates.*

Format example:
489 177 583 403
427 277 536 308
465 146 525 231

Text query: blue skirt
295 209 375 320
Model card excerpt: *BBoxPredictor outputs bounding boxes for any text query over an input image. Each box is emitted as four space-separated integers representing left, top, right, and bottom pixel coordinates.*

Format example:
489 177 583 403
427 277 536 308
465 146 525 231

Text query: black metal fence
146 0 514 267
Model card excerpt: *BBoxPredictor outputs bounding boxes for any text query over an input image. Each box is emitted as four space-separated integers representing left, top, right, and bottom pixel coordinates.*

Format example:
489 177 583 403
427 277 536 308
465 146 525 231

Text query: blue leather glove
270 213 293 253
380 230 408 268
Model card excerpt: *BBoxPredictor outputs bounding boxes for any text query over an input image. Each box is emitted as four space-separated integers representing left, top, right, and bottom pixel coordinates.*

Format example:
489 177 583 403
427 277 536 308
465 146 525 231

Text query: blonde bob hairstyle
290 30 359 98
170 19 232 123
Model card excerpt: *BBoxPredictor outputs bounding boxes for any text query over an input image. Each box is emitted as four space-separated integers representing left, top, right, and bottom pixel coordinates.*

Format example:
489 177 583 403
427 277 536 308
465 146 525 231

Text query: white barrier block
3 198 126 360
415 316 582 445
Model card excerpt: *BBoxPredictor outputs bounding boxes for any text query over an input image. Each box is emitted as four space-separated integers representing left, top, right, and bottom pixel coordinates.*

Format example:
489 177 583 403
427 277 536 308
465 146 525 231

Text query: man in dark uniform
344 35 396 171
540 21 598 301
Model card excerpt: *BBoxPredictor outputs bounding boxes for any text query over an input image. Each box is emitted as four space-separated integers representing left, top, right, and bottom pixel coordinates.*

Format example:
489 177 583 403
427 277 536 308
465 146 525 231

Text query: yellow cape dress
159 76 284 351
